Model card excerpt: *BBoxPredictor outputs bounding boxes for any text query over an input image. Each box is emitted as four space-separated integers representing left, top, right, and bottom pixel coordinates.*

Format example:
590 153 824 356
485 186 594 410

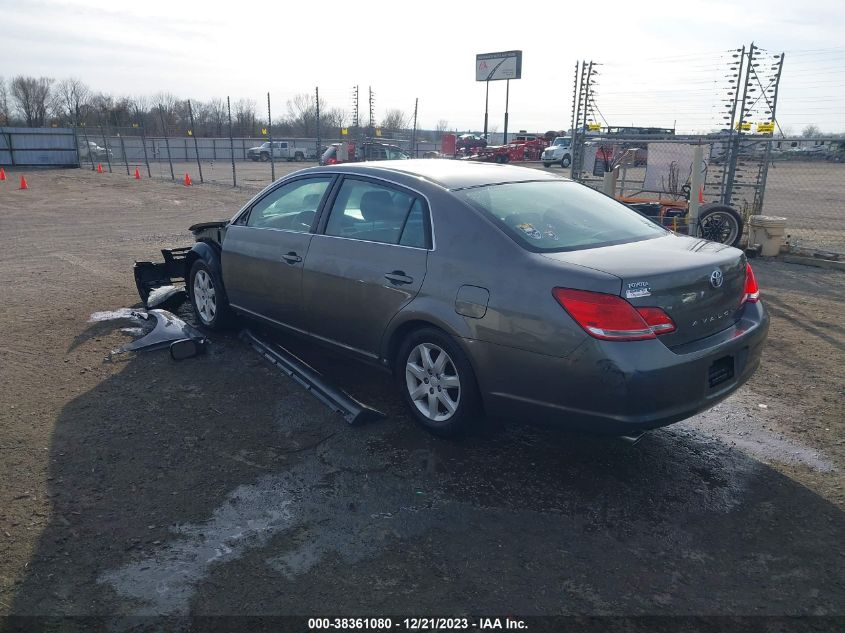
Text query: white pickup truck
247 141 307 162
541 136 572 168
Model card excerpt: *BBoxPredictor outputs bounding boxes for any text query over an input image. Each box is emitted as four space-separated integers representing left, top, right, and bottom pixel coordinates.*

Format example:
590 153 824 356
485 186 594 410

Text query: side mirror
169 338 206 361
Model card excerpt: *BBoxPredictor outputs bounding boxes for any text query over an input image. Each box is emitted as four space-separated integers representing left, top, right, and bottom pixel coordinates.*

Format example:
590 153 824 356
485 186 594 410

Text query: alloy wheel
405 343 461 422
193 269 217 324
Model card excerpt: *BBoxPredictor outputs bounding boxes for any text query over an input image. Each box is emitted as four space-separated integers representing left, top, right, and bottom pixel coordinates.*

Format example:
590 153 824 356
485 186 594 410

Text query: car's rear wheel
396 327 481 437
294 152 305 162
189 260 231 330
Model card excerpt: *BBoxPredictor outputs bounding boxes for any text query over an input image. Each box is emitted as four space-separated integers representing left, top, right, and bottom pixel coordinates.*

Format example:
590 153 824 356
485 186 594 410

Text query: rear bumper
467 302 769 434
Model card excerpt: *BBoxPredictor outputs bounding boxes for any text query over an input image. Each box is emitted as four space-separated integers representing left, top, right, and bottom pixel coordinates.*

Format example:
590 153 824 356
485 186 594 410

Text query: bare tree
323 107 349 132
0 77 11 125
53 78 91 126
233 98 257 136
127 95 150 129
11 75 54 127
380 108 408 133
286 93 319 136
435 119 449 134
206 98 226 137
802 124 821 138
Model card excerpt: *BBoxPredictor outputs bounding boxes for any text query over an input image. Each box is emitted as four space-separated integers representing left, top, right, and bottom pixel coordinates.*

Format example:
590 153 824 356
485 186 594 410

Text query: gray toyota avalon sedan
181 160 769 436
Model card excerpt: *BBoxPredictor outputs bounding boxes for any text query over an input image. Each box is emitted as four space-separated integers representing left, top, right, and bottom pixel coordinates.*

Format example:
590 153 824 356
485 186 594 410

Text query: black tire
395 327 482 437
697 203 744 247
250 156 259 162
294 152 305 162
188 259 232 330
259 152 269 162
561 154 572 168
543 162 551 168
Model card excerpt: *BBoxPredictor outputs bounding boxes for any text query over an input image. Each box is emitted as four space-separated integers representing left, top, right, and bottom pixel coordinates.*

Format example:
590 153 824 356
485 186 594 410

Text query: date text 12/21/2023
307 617 528 630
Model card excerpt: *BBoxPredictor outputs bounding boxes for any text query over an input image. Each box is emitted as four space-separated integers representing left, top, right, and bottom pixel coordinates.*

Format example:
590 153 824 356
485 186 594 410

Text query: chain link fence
567 134 845 256
74 126 444 189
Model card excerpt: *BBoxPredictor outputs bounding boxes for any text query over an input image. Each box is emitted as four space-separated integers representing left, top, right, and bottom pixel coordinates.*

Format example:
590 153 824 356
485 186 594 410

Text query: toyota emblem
710 269 724 288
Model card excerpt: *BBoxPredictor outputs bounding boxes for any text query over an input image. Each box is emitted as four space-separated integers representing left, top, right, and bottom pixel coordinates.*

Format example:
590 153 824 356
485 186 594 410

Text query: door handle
384 271 413 285
282 252 302 264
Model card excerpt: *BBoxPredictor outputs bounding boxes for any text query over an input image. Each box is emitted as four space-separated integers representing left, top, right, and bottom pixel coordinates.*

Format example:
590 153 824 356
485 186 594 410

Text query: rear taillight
636 307 677 335
552 288 675 341
743 263 760 303
326 157 338 165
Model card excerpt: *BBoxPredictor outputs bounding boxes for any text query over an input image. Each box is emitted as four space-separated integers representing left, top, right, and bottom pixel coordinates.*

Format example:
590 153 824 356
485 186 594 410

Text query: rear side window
324 179 428 247
457 180 666 252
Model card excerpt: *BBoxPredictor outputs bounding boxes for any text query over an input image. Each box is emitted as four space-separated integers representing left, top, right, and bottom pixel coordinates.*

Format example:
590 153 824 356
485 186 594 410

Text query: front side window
456 180 666 252
245 177 332 231
324 179 427 247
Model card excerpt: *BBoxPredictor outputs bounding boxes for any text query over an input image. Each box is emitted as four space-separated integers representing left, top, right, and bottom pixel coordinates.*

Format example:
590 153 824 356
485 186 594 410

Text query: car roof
307 159 566 190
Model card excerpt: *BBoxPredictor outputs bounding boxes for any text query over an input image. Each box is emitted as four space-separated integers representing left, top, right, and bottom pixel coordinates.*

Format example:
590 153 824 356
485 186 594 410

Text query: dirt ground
0 168 843 625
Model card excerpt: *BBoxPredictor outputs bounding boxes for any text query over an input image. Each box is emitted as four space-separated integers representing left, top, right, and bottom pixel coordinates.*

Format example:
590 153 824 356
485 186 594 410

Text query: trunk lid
543 234 747 347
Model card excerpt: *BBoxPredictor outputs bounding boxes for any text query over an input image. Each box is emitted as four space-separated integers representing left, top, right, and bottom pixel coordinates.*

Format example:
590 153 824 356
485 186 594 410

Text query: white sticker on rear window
626 281 651 298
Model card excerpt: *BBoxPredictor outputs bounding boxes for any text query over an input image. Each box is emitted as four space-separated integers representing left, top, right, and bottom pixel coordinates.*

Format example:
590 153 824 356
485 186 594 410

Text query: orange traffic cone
134 167 141 180
0 167 6 181
97 163 103 174
698 186 705 204
183 173 192 186
19 176 28 190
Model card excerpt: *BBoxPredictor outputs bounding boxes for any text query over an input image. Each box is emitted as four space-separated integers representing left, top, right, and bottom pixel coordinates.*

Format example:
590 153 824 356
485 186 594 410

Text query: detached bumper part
118 309 207 355
134 247 192 308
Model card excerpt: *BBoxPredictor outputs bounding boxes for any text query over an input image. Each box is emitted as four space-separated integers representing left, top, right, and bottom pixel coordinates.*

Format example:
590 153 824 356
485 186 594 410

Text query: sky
3 0 844 135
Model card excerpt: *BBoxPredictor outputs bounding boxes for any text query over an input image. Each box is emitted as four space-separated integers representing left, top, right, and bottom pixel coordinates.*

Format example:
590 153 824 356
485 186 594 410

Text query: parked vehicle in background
136 160 768 438
320 142 410 165
78 140 112 160
541 137 573 168
456 134 487 153
247 141 307 162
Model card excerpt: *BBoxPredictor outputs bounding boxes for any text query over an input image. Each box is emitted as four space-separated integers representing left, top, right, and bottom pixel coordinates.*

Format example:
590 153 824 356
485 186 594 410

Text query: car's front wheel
543 162 551 168
561 154 572 168
189 260 231 330
396 327 481 437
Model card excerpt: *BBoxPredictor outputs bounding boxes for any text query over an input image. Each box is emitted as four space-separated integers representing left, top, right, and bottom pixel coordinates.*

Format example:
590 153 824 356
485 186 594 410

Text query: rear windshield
456 180 666 252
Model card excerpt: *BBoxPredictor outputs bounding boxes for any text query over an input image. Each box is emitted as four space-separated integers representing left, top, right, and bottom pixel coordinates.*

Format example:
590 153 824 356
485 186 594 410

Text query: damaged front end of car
133 221 228 309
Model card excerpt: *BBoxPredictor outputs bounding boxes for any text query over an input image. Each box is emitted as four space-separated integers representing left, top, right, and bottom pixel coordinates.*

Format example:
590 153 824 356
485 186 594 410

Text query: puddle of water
678 401 836 473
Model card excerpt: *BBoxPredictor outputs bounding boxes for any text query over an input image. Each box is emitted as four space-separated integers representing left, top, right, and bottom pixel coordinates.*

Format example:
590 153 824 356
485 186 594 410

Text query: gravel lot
0 168 843 625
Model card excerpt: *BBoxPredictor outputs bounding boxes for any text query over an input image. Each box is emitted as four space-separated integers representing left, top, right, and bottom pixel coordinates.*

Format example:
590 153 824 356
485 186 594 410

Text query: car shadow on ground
6 320 845 624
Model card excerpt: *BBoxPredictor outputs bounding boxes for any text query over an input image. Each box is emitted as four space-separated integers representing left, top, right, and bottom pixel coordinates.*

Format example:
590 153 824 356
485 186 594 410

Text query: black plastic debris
241 329 385 426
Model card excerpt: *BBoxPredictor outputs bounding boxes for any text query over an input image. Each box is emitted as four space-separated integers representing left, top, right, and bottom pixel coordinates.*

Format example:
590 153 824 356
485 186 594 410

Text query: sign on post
757 122 775 134
476 50 523 82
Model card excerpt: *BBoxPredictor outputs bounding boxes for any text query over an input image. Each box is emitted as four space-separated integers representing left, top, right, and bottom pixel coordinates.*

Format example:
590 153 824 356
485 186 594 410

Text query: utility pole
188 99 203 183
368 86 375 139
411 98 418 157
352 85 359 140
503 79 510 145
315 86 321 162
483 80 490 141
724 43 754 206
266 92 275 182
